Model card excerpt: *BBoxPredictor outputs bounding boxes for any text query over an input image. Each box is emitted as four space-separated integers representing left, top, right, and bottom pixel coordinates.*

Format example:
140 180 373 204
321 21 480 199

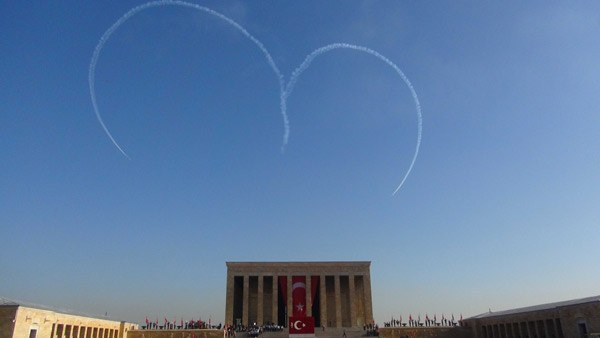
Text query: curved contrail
90 4 422 194
283 43 422 195
89 0 285 158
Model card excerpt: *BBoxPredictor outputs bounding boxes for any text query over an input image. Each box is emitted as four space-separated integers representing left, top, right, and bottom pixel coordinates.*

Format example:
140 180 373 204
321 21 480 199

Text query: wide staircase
259 327 368 338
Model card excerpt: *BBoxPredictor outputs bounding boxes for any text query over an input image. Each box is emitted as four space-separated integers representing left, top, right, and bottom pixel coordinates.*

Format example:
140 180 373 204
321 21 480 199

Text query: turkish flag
289 316 314 334
291 276 307 317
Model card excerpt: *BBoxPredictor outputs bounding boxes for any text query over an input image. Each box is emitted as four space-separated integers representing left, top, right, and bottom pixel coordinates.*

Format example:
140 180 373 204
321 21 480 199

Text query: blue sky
1 0 599 325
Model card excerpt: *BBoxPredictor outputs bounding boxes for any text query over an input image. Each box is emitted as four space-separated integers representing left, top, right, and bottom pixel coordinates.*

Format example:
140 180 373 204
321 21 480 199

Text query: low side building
0 298 138 338
463 295 600 338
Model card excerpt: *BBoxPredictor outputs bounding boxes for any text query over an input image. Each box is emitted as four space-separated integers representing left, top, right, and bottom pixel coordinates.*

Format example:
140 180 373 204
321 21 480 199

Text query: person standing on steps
343 329 347 338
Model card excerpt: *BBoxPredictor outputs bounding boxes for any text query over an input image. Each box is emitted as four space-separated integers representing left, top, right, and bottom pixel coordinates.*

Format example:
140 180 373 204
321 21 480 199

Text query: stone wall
379 327 474 338
558 302 600 337
127 329 223 338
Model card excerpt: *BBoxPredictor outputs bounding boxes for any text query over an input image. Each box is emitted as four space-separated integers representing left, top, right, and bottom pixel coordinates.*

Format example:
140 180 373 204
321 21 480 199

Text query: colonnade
480 318 564 338
225 262 373 329
52 324 120 338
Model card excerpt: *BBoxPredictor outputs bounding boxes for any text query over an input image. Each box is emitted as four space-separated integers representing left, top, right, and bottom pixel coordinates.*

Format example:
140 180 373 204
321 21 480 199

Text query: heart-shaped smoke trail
89 1 422 195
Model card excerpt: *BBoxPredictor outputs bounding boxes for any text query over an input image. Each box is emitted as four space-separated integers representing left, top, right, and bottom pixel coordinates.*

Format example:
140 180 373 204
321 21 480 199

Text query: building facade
0 299 138 338
463 295 600 338
224 262 373 328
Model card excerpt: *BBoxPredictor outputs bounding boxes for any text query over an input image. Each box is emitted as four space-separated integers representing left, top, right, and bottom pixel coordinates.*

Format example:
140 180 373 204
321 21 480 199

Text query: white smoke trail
283 43 422 195
90 4 422 195
89 0 285 158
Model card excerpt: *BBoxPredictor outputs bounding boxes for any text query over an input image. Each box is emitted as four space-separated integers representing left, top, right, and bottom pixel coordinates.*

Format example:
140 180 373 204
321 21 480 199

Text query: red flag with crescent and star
291 276 307 317
289 316 314 334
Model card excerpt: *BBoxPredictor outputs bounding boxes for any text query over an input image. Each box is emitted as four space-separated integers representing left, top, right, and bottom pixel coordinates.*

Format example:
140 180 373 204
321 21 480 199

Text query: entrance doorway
578 322 587 338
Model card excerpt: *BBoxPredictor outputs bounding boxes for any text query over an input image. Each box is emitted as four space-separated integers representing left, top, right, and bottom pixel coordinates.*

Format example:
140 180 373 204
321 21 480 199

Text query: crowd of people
260 323 285 332
364 323 379 336
222 322 284 337
383 314 463 328
142 318 222 330
141 317 466 336
224 324 236 337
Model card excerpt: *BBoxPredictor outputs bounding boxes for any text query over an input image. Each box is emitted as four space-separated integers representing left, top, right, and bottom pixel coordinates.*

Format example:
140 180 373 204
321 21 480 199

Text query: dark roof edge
466 295 600 320
226 261 371 265
0 297 130 323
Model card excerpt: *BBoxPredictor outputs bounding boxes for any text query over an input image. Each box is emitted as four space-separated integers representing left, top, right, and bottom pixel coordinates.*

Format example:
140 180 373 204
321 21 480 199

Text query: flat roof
226 261 371 266
226 261 371 274
0 297 127 323
468 295 600 320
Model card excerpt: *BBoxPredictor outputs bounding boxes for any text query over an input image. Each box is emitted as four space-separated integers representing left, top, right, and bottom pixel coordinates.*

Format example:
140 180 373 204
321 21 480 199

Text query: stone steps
254 327 371 338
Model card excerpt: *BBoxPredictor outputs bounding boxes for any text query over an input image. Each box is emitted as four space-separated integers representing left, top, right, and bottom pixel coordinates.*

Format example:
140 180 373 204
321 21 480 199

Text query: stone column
287 275 293 325
550 319 558 337
334 275 342 328
555 319 563 337
519 322 527 338
273 276 279 326
363 273 373 324
306 275 312 317
257 275 264 325
526 322 533 338
226 273 234 325
544 320 550 338
243 275 249 326
319 275 327 328
349 275 356 327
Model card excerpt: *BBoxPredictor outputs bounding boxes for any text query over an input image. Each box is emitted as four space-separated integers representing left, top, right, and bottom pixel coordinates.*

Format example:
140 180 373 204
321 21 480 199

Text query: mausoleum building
224 262 373 328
